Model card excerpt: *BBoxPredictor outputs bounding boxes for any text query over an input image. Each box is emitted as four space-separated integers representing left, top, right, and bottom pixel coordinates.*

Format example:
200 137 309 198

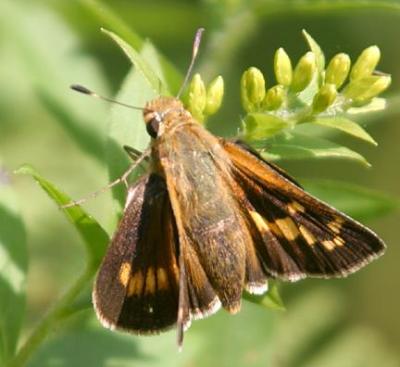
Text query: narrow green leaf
0 174 27 364
77 0 182 94
312 117 377 145
15 165 109 268
302 179 399 220
302 30 325 84
243 283 285 311
106 43 164 213
102 28 170 96
347 97 386 114
243 113 289 141
261 133 370 166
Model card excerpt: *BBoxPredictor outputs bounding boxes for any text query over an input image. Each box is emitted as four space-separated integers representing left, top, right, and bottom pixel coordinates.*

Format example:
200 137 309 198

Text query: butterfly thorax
143 96 192 139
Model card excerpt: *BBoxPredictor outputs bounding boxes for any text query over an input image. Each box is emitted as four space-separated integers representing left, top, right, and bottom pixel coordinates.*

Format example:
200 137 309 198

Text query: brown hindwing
223 140 386 281
93 174 180 334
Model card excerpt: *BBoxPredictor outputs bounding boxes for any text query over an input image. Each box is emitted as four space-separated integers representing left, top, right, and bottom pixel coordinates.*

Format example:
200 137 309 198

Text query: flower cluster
239 30 391 144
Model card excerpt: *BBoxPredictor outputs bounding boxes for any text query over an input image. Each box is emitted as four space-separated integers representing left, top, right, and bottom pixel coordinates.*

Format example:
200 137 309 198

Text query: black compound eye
146 117 160 138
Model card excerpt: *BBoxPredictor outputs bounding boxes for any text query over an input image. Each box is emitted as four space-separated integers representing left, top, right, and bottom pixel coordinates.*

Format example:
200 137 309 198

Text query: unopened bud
263 85 285 110
187 73 206 121
345 75 391 103
312 83 337 113
350 46 380 81
204 76 224 116
274 48 292 86
241 67 266 112
325 53 351 89
291 52 316 92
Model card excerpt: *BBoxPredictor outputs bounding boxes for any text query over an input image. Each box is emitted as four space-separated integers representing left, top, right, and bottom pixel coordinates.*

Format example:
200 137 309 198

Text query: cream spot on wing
275 217 300 241
287 201 305 215
119 262 131 287
145 267 156 295
250 210 270 233
327 218 344 234
299 225 316 246
334 237 345 247
157 268 169 290
322 240 336 251
128 271 143 296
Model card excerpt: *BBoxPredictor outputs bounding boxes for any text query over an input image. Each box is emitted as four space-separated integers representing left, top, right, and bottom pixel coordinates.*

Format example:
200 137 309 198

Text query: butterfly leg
61 148 151 208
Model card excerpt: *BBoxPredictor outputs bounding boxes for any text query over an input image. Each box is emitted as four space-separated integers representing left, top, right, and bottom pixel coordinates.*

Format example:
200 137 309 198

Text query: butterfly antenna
70 84 144 110
176 28 205 98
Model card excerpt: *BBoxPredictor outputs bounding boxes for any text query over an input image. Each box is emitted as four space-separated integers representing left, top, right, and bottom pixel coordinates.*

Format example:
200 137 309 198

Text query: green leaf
76 0 182 94
346 97 386 114
261 132 370 166
243 283 285 311
0 174 27 364
302 29 325 85
243 113 289 141
102 28 170 96
311 117 377 145
15 165 109 268
301 179 399 221
106 43 165 213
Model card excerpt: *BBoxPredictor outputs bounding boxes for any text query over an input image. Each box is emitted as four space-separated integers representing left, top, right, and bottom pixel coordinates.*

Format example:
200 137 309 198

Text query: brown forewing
222 140 386 281
93 173 180 334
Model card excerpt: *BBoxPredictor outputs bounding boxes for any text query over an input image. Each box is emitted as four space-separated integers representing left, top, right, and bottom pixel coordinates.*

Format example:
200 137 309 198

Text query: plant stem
8 269 94 367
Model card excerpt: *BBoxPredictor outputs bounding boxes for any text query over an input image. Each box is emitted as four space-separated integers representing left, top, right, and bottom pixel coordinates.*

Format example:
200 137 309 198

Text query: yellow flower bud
291 52 316 93
204 76 224 116
350 46 380 81
187 73 206 121
312 83 337 113
345 75 391 103
274 48 292 86
241 67 266 112
325 53 351 89
263 85 285 110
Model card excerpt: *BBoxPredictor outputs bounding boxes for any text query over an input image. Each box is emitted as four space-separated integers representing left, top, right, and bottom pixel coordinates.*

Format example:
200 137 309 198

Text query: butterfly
75 29 386 347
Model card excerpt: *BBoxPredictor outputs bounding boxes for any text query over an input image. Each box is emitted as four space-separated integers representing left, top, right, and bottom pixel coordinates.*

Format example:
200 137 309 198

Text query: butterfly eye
146 116 161 138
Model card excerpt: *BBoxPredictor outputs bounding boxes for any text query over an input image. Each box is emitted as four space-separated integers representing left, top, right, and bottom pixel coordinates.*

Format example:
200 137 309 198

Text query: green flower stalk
241 67 266 112
325 53 351 89
204 76 224 116
274 48 292 86
350 46 381 81
291 52 316 92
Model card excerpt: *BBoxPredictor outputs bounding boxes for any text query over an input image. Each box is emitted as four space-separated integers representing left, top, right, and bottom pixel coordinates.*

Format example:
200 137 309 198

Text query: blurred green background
1 0 400 366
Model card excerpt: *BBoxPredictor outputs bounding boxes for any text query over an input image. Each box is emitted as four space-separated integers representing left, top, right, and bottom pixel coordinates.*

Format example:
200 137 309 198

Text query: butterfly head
143 97 190 138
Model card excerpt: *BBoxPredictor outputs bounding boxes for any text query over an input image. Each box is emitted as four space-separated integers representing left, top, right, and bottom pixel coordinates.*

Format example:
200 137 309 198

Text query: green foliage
15 165 109 269
1 0 399 366
260 132 370 166
0 180 27 366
